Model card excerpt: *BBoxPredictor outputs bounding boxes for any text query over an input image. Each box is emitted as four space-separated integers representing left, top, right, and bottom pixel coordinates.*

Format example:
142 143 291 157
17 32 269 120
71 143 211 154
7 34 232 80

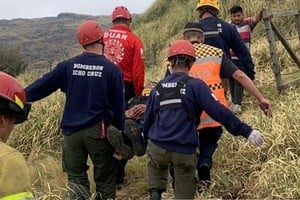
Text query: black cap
183 22 203 34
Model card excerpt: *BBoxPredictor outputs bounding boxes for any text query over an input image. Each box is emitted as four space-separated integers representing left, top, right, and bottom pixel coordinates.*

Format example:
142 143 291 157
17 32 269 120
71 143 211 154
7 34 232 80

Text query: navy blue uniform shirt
143 72 252 154
199 16 255 80
25 52 125 134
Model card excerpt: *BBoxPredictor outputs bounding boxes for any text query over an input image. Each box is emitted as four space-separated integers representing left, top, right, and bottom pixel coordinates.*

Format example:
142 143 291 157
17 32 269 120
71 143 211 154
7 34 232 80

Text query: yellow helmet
142 82 157 96
196 0 220 12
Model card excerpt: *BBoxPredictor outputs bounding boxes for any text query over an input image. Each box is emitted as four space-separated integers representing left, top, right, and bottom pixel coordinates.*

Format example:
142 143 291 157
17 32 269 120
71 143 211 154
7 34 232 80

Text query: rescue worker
0 71 34 199
25 20 131 199
143 40 264 200
181 22 272 190
196 0 256 81
103 6 146 188
104 6 145 100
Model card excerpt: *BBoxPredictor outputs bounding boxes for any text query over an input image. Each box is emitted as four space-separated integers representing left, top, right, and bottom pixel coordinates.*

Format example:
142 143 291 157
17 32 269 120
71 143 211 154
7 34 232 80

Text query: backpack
155 75 198 123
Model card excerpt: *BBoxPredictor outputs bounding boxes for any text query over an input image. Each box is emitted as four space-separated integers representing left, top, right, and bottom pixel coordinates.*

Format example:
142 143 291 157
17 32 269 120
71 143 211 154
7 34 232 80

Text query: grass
7 0 300 199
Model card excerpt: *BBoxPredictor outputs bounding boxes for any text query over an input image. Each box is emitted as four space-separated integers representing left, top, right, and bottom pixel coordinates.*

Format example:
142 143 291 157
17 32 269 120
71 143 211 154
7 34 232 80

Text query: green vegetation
7 0 300 199
0 47 27 76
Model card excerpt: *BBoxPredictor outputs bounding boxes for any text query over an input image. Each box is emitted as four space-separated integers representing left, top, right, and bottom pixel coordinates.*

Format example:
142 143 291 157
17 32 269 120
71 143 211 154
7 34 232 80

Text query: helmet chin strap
172 56 191 70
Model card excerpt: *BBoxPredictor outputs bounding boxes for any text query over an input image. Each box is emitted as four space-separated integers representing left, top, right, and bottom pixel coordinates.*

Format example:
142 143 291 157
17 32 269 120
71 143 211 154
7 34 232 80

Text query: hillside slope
133 0 300 78
7 0 300 199
0 13 141 69
0 13 111 69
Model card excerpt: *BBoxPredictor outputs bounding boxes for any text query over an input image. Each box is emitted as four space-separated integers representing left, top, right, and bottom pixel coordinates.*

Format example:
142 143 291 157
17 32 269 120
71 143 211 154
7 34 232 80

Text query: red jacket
104 24 145 96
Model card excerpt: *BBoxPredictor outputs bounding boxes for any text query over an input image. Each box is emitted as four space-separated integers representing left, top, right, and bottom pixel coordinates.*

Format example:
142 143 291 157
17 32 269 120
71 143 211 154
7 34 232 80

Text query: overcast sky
0 0 156 20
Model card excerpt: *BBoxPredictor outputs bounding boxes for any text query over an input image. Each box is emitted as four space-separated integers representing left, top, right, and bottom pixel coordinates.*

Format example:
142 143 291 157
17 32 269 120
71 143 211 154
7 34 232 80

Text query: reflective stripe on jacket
0 192 34 200
189 43 228 129
199 16 255 80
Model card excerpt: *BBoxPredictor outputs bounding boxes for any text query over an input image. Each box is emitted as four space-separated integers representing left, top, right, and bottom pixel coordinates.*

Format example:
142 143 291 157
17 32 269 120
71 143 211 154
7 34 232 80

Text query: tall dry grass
7 0 300 199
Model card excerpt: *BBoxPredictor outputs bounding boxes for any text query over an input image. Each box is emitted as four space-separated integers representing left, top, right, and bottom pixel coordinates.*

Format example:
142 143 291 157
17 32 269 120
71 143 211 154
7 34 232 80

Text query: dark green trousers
62 124 117 200
147 140 197 199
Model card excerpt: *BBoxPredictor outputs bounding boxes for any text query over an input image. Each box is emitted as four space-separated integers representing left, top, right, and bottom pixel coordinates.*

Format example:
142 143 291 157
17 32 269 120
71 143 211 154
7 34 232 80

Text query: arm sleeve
194 80 253 138
132 38 145 96
228 25 255 80
25 63 65 102
142 89 157 141
245 17 257 31
110 70 125 131
220 54 239 78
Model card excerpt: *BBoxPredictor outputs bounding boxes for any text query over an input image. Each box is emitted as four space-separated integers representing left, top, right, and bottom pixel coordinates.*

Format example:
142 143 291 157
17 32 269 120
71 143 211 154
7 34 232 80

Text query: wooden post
262 10 300 92
262 10 284 92
271 21 300 68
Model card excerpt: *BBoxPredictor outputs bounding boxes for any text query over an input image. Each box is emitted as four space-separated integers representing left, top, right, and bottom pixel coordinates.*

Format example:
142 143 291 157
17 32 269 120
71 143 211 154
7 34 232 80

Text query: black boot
124 119 146 156
106 125 134 160
150 189 162 200
197 164 211 192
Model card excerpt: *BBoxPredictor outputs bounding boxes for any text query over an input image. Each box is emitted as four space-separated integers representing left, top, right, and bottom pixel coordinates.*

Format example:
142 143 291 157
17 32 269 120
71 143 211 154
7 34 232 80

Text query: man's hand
256 8 266 21
131 104 146 117
125 109 135 119
125 104 146 119
259 98 272 117
248 130 264 147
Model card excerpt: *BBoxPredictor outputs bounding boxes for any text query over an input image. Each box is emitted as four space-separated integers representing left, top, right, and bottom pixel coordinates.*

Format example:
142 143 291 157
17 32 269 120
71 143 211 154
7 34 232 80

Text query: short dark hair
198 6 219 18
82 39 104 50
169 55 195 65
113 17 131 24
230 6 243 14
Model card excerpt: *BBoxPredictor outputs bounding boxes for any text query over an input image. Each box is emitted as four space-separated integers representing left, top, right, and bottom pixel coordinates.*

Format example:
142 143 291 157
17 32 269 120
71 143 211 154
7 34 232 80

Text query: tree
0 46 27 76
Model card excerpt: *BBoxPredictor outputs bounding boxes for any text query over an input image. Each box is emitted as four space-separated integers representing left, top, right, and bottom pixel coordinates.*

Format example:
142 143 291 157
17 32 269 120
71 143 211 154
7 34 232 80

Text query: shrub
0 46 27 76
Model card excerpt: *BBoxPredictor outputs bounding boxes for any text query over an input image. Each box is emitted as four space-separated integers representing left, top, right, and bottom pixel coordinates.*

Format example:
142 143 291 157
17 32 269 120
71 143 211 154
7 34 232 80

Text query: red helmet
167 40 196 61
77 20 104 46
0 71 30 124
112 6 131 22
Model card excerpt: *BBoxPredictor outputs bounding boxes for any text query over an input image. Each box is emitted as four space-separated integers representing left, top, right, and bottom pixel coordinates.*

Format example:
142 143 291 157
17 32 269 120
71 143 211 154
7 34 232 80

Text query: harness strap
156 75 196 122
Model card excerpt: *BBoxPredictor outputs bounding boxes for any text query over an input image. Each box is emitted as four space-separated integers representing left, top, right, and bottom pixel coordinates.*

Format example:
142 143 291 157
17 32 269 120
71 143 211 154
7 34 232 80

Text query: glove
247 130 264 147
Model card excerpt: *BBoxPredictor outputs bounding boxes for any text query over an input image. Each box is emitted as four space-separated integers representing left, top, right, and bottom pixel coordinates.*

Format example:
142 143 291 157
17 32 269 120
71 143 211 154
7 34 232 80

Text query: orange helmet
0 71 30 123
196 0 220 12
167 40 196 61
112 6 131 22
77 20 104 46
